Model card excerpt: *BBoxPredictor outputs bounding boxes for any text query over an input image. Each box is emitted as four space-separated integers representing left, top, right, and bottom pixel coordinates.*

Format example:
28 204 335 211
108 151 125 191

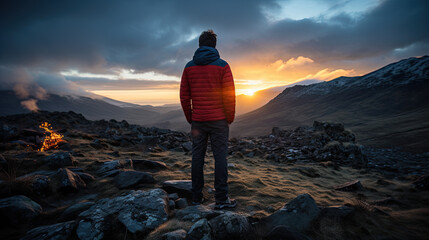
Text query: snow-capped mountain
279 56 429 97
232 56 429 152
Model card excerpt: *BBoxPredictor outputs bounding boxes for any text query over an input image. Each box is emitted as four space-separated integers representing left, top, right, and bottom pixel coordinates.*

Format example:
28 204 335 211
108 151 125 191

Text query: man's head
199 29 217 48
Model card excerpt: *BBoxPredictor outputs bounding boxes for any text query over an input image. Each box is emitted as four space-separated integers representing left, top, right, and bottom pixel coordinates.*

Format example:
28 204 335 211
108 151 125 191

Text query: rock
114 170 154 189
132 159 168 170
187 218 212 240
77 189 169 239
176 205 219 222
0 195 42 226
227 163 236 168
50 168 86 193
412 174 429 190
75 172 95 183
45 152 77 169
168 200 176 209
59 202 95 221
271 127 282 137
168 193 179 201
209 211 251 240
334 180 363 192
162 229 187 240
182 141 193 152
21 128 44 137
263 194 320 232
31 175 51 195
320 205 355 218
90 139 107 149
96 159 133 177
175 198 188 209
21 221 76 240
139 135 159 145
293 167 320 178
107 151 120 157
263 225 311 240
162 180 192 198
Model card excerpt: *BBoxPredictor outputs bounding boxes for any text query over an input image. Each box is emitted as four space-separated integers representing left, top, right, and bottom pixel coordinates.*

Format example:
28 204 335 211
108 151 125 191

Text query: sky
1 0 428 105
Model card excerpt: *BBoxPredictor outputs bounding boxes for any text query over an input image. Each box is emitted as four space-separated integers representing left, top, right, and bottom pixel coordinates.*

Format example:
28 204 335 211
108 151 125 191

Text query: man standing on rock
180 29 236 209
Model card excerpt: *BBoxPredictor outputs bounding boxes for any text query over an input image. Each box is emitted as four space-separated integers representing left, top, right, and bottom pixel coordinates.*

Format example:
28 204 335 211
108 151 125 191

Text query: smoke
0 66 89 111
20 99 39 112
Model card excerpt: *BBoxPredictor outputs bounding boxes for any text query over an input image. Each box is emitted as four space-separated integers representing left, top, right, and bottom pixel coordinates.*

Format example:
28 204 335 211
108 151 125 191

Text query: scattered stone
31 175 51 195
114 170 154 189
0 195 42 226
162 229 187 240
59 201 95 221
187 218 212 240
168 200 176 209
227 163 236 168
209 211 251 240
175 198 188 209
107 151 120 157
168 193 179 201
50 168 86 193
263 225 311 240
132 159 168 170
320 205 355 218
162 180 192 198
182 141 193 152
45 152 77 169
412 174 429 190
176 205 219 222
334 180 363 192
77 189 169 239
293 167 320 178
96 159 133 177
75 172 95 183
263 194 320 232
21 221 76 240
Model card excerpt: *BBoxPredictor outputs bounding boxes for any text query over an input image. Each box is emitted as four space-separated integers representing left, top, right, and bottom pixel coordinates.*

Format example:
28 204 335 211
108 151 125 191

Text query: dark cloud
0 0 428 95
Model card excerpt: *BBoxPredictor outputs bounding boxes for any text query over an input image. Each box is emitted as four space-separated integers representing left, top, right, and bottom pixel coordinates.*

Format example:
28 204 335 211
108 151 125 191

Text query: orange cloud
272 56 314 71
297 68 354 81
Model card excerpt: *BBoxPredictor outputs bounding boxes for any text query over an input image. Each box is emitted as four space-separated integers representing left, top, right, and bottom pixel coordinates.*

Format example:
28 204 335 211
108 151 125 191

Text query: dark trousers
191 119 229 202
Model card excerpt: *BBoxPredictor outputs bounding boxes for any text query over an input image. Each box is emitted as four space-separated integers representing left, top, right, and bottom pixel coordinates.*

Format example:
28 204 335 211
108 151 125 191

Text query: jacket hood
193 46 220 65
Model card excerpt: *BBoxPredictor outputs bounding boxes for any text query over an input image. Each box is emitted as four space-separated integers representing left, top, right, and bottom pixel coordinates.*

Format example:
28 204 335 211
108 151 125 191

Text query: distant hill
236 79 322 115
232 56 429 152
0 91 188 129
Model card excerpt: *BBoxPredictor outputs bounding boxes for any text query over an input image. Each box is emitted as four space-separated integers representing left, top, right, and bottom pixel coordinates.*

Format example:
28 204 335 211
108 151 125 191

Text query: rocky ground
0 111 428 240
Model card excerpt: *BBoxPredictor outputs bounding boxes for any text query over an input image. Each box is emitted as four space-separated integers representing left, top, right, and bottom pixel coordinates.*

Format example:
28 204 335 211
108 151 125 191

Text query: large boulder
263 194 320 232
45 152 78 169
114 170 154 189
21 221 76 240
0 195 42 226
50 168 86 193
187 218 212 240
96 159 133 177
77 188 169 239
162 180 192 198
209 212 251 240
263 225 311 240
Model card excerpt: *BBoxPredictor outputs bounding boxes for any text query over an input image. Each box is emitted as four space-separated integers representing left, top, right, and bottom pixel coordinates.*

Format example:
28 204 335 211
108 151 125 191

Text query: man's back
180 46 235 123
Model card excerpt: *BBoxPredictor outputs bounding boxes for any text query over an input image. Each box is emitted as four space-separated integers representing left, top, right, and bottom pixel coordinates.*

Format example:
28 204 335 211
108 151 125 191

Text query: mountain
236 79 322 115
0 91 187 128
231 56 429 152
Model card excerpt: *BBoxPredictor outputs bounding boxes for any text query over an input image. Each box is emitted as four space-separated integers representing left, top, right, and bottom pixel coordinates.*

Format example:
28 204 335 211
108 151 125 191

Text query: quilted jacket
180 46 236 124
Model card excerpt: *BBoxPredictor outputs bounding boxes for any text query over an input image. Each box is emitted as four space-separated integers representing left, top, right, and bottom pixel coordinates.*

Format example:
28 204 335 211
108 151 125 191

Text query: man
180 29 236 209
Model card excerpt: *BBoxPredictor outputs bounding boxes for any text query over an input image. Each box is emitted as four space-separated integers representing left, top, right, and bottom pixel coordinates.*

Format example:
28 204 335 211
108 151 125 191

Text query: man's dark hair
199 29 217 48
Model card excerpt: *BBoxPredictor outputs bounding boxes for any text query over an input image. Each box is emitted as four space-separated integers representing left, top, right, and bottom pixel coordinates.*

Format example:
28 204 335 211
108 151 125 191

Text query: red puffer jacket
180 46 235 124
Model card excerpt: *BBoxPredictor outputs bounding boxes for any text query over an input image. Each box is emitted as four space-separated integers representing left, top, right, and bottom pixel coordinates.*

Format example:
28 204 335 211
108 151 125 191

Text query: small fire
38 122 64 152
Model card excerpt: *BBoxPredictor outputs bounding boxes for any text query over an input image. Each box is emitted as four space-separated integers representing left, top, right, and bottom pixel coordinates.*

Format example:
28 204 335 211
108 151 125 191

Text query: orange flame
38 122 64 152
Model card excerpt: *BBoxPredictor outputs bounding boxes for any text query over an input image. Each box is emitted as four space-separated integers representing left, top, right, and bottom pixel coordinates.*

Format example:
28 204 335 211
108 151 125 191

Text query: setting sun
243 89 256 96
